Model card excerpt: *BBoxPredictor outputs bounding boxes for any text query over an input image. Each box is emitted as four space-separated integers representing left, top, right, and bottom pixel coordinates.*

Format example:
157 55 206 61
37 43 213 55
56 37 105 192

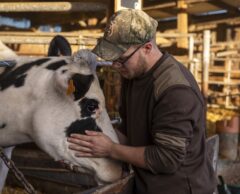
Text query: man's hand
67 130 114 158
68 130 147 169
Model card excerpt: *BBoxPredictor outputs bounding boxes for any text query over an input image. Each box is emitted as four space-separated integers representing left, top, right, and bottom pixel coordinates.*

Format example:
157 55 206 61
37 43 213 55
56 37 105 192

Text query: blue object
0 60 16 67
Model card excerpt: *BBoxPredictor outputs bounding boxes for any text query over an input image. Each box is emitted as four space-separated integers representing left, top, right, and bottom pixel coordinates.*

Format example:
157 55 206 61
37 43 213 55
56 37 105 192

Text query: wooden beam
0 2 107 12
0 32 101 46
0 11 106 27
143 2 176 11
155 14 240 32
144 0 239 17
209 0 240 14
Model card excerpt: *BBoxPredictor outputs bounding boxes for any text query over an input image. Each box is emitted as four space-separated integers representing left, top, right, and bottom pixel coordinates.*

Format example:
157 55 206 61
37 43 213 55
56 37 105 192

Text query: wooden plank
216 50 238 57
0 35 97 45
205 69 240 73
143 2 176 11
0 2 107 12
197 80 240 85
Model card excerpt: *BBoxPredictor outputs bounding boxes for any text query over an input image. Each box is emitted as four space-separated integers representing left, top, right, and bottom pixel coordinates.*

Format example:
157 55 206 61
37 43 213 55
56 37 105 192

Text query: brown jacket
119 52 216 194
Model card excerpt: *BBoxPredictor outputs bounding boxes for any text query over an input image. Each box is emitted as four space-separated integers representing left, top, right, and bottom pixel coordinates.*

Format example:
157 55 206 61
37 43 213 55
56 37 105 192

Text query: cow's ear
71 73 94 101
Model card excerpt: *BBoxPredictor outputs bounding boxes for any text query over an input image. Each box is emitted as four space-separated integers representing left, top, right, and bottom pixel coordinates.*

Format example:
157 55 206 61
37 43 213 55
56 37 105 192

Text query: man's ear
142 42 152 54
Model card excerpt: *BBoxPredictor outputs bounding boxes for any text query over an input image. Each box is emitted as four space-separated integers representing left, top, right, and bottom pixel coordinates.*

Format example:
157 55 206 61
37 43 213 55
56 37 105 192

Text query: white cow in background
0 50 122 192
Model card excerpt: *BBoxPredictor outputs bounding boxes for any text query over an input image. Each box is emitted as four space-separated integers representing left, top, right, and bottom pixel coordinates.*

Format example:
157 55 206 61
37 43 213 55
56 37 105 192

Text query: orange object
66 79 75 95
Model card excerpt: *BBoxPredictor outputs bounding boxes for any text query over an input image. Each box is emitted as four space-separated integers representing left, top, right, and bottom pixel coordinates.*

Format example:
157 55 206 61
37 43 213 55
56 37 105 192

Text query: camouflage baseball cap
92 9 158 61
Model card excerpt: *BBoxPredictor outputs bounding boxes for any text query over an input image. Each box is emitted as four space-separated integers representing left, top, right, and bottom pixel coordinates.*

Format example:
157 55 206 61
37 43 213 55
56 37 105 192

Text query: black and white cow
0 50 122 188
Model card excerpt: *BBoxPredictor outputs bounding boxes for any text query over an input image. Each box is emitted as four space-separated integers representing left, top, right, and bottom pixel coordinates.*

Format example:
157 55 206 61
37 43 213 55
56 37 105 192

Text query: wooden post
104 0 142 113
202 30 210 100
224 59 231 108
188 35 194 73
177 0 188 49
107 0 115 21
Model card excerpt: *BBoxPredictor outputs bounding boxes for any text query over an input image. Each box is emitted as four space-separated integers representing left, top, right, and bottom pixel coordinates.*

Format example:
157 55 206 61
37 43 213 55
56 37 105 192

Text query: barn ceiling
0 0 239 31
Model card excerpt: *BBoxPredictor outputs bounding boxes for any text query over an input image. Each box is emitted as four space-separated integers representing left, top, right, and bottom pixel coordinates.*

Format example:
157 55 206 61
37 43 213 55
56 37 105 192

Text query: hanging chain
0 147 36 194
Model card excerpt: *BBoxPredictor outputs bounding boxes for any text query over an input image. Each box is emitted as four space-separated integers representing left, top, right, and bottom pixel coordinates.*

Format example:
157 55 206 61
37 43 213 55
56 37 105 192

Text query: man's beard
127 55 147 79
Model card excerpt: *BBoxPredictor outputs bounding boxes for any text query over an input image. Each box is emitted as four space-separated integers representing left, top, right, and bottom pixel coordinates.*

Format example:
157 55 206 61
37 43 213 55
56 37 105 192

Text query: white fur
0 50 122 184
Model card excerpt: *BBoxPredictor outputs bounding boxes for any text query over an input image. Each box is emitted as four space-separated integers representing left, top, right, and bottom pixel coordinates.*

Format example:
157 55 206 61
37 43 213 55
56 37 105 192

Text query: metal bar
0 2 107 12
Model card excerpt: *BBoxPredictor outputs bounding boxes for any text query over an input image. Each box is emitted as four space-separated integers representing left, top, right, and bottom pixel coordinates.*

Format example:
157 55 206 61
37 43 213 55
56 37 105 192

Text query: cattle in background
0 50 122 188
48 35 72 57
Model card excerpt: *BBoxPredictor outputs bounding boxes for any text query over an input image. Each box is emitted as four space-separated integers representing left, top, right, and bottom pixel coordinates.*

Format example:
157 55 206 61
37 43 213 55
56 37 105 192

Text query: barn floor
2 186 43 194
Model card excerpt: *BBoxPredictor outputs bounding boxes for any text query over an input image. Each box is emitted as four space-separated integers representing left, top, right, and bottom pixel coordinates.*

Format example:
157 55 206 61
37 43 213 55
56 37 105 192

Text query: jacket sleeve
144 86 204 174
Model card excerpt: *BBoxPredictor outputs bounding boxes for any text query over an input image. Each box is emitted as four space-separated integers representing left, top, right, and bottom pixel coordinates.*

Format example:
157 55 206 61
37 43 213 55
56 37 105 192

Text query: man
68 9 216 194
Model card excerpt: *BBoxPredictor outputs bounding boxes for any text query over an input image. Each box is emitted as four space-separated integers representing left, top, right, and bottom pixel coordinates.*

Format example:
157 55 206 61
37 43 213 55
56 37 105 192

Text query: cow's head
32 50 122 184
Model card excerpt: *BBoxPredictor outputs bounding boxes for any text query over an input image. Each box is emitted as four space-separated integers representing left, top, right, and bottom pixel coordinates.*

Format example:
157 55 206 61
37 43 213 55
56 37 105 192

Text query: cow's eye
80 98 99 117
87 104 98 112
86 100 98 112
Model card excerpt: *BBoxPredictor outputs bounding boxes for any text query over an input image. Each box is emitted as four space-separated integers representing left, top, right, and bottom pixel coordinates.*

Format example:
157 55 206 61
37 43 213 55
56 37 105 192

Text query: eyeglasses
113 44 144 66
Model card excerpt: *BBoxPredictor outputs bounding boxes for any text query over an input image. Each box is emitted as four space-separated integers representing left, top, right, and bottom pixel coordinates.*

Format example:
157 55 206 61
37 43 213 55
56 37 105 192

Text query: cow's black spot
0 123 6 129
65 118 102 137
0 58 50 91
79 98 99 118
72 73 94 101
46 60 68 70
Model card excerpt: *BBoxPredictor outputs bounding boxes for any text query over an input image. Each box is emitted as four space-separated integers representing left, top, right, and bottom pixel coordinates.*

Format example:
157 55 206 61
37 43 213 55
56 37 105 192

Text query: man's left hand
67 130 114 158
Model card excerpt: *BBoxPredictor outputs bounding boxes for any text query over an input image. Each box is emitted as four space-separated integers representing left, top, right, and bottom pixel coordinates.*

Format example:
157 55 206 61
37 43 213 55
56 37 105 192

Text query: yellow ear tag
66 79 75 95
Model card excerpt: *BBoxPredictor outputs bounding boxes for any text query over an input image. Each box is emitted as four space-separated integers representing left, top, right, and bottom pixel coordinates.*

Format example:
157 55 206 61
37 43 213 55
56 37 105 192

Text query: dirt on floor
2 186 44 194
